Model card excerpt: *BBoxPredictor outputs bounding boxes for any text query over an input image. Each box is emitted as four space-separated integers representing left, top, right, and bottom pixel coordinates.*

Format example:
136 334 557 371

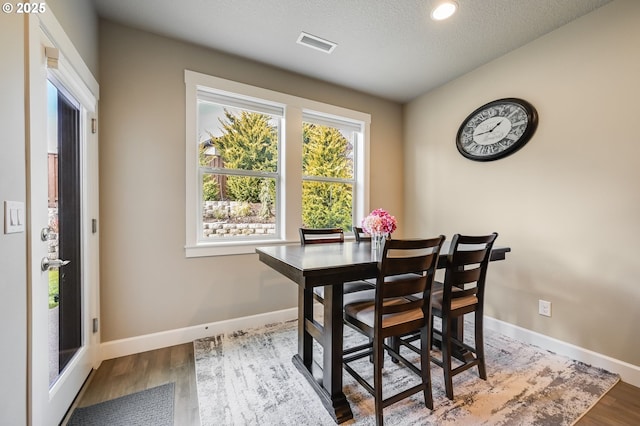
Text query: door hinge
91 118 97 134
92 318 99 333
92 218 97 234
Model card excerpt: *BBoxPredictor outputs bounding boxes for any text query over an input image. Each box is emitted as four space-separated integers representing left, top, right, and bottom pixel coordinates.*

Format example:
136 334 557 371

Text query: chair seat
313 280 375 299
431 293 478 311
314 287 376 307
345 297 424 330
428 281 471 309
384 273 423 283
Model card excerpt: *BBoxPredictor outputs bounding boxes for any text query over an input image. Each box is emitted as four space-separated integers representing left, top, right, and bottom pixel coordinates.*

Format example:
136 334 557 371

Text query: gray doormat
67 382 175 426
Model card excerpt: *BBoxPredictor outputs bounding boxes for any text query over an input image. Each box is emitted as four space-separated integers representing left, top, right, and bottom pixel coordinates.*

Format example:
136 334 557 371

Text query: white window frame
185 70 370 257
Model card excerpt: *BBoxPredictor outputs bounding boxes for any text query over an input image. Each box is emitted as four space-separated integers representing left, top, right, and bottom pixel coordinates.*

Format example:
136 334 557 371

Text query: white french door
26 12 100 425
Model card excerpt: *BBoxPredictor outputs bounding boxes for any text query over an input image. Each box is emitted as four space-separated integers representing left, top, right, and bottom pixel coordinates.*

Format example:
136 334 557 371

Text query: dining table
256 240 511 424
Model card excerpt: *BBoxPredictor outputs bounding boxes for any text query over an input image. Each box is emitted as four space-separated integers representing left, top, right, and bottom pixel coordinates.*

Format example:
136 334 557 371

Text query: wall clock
456 98 538 161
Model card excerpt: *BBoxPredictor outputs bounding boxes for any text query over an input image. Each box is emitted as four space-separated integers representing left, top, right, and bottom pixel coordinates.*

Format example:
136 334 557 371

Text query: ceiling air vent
296 32 337 54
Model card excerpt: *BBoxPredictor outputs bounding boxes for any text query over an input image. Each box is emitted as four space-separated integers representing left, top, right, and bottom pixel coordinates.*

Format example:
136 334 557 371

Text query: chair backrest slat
452 249 487 265
299 228 344 245
450 267 482 287
382 275 427 299
382 298 424 315
383 252 436 276
353 226 371 243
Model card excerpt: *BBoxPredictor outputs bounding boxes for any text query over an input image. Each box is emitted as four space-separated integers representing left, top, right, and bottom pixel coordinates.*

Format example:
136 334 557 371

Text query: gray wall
98 20 404 341
404 0 640 366
0 13 27 426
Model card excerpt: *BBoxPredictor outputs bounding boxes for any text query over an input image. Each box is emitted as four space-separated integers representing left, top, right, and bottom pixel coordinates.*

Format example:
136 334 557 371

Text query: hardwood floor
575 381 640 425
62 343 200 425
65 342 640 425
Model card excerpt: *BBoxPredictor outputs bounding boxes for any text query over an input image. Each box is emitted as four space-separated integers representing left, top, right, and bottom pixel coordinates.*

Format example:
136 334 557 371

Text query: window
302 112 360 231
185 70 370 257
197 91 281 242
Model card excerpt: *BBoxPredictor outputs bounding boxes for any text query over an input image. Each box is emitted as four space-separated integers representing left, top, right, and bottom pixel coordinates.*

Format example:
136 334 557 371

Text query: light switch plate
4 201 25 234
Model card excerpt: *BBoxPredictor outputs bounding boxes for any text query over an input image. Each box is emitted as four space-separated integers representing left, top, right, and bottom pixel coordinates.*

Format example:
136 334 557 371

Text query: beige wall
404 0 640 366
47 0 100 77
0 13 27 426
98 20 404 341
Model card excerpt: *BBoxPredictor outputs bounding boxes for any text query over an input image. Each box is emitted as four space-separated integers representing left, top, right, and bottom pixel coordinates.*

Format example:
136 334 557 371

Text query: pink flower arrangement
361 208 397 236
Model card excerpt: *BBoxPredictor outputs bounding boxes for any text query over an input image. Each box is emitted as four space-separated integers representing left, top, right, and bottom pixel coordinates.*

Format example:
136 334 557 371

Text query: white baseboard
485 316 640 388
99 308 640 389
99 307 298 361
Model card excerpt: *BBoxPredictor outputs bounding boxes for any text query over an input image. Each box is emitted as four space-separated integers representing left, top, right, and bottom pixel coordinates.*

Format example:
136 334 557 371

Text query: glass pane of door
47 79 82 386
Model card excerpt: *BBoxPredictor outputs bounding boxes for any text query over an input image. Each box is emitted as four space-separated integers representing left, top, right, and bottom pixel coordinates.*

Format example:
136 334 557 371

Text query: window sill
185 235 357 258
185 239 295 258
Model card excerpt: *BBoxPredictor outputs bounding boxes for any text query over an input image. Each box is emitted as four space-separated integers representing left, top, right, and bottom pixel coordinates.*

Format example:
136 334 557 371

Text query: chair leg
374 335 384 426
388 336 399 364
475 310 487 380
420 326 434 410
369 337 374 363
368 337 385 368
441 315 454 400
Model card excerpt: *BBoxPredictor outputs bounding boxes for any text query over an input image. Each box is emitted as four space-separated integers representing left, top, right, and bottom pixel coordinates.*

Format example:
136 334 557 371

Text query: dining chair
299 227 345 245
430 232 498 400
342 236 445 426
298 228 375 302
353 226 371 243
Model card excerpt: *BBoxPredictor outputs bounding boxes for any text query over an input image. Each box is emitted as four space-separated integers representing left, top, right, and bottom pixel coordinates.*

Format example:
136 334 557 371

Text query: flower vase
371 233 385 261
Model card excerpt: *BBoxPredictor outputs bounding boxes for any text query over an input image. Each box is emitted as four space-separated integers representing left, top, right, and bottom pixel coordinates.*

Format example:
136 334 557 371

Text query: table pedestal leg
293 285 353 424
298 287 313 368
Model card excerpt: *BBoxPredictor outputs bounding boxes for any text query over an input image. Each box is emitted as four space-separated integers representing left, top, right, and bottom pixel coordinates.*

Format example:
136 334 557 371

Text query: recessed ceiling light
431 1 458 21
296 32 337 54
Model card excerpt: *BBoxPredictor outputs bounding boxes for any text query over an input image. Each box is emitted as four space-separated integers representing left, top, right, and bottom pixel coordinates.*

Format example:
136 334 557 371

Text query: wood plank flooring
64 342 640 425
575 381 640 425
62 343 200 425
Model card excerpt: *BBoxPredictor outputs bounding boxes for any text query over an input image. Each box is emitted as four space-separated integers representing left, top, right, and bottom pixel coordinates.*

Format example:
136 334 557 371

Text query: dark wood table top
256 241 511 288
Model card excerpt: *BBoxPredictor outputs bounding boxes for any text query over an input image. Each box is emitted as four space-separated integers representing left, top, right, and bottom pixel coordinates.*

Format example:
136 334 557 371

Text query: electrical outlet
538 299 552 317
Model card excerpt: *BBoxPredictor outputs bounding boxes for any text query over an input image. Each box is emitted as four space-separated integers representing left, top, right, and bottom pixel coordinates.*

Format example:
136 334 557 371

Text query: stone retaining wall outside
203 222 275 238
202 200 275 238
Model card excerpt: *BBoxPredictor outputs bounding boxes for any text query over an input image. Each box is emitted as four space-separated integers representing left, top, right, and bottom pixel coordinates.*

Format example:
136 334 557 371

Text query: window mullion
201 166 277 179
302 175 355 184
282 107 303 242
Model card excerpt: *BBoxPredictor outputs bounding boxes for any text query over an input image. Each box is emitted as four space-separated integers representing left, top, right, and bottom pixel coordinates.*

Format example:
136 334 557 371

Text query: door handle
41 257 70 272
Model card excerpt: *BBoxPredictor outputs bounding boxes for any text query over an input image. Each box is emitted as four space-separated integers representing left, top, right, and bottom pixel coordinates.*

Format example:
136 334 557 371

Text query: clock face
456 98 538 161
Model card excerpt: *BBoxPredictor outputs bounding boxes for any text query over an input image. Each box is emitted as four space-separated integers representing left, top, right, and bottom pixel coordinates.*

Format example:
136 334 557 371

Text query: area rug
194 320 618 426
67 382 175 426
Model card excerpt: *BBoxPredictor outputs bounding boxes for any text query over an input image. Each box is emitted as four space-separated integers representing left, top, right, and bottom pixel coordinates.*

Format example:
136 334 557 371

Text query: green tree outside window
201 110 354 229
302 123 353 230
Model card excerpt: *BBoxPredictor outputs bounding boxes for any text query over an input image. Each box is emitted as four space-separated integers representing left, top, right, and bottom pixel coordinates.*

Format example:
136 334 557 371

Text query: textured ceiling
92 0 611 103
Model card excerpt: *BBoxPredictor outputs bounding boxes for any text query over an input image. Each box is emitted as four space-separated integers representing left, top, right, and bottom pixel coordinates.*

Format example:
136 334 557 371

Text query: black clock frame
456 98 538 162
